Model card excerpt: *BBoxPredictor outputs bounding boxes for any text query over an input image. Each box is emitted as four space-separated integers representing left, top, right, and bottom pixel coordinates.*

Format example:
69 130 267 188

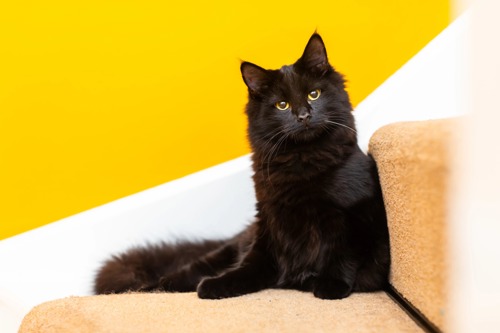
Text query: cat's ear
241 62 270 94
298 33 330 74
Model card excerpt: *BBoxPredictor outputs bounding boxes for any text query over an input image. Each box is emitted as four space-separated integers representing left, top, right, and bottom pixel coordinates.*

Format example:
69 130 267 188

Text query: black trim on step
385 285 442 333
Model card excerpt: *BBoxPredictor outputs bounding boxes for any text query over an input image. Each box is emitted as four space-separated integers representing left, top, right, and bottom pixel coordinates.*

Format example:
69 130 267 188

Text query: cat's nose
297 111 311 123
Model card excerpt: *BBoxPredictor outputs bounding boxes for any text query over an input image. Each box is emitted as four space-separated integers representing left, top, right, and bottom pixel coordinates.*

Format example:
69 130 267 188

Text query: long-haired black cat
94 33 390 300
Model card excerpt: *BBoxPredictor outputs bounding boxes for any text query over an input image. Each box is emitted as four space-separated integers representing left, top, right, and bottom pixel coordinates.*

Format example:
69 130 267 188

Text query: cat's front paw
313 278 353 300
197 276 243 299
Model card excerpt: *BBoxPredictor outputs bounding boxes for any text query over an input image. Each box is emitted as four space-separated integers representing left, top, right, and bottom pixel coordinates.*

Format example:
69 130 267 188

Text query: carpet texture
19 290 421 333
369 119 454 332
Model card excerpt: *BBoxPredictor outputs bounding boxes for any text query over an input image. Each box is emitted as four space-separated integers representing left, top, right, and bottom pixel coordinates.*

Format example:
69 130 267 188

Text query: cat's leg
313 255 358 300
313 227 359 300
159 243 239 292
353 240 390 292
196 242 277 299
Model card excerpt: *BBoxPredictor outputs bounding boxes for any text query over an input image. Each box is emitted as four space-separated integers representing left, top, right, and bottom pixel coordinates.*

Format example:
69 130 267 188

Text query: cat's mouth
289 121 324 141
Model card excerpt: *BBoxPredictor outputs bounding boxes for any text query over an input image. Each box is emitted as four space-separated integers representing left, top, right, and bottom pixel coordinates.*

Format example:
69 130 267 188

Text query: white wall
449 0 500 331
354 13 468 151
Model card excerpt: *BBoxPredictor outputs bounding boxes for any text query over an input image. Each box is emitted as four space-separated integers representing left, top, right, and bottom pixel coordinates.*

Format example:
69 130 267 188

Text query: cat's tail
93 240 225 295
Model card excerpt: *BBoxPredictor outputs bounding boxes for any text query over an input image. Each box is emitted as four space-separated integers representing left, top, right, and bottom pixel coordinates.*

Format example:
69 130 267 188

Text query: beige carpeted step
369 119 454 332
19 290 421 333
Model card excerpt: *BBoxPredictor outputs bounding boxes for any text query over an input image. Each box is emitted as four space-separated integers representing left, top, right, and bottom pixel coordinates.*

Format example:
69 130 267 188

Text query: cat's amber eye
308 89 321 101
275 101 290 111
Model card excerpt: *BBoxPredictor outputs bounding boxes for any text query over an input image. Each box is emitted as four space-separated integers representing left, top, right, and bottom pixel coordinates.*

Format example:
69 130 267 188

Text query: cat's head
241 33 354 146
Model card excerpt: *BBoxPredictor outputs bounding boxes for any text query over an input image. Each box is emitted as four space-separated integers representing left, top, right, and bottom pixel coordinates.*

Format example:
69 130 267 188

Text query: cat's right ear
241 62 270 94
297 33 330 75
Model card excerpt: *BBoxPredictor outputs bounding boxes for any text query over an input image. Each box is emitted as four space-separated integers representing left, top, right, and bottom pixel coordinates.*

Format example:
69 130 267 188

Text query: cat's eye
308 89 321 101
275 101 290 111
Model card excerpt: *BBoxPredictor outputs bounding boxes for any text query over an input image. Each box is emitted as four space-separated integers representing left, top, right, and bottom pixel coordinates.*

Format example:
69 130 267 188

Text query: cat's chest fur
254 150 346 286
266 185 337 286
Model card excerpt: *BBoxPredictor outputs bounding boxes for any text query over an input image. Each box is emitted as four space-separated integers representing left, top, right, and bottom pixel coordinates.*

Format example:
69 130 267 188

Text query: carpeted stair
370 119 453 332
18 119 454 333
18 291 421 333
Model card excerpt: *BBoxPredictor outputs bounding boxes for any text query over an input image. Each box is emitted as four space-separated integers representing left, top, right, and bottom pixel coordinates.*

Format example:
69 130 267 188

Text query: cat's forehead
279 65 297 80
279 65 294 76
274 64 310 93
278 65 302 83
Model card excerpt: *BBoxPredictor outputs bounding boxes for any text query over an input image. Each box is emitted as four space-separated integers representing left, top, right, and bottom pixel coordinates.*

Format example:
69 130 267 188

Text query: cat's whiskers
324 120 357 134
261 129 286 147
264 130 290 183
319 123 334 136
259 128 288 173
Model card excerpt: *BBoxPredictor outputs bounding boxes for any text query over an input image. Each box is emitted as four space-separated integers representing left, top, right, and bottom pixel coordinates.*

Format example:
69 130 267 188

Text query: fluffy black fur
94 33 390 299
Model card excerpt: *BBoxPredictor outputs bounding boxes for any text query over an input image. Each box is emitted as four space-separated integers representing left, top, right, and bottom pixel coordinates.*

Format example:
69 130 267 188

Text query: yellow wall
0 1 450 240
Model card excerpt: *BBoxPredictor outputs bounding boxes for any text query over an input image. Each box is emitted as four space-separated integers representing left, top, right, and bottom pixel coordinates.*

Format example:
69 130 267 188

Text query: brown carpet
19 290 421 333
369 119 454 332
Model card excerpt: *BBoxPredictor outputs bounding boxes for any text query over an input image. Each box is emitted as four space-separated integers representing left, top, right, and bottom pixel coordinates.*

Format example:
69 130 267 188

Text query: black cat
94 33 390 300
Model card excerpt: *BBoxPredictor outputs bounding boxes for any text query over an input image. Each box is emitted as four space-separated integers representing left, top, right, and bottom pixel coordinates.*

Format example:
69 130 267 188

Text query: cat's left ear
298 33 330 74
241 62 270 94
